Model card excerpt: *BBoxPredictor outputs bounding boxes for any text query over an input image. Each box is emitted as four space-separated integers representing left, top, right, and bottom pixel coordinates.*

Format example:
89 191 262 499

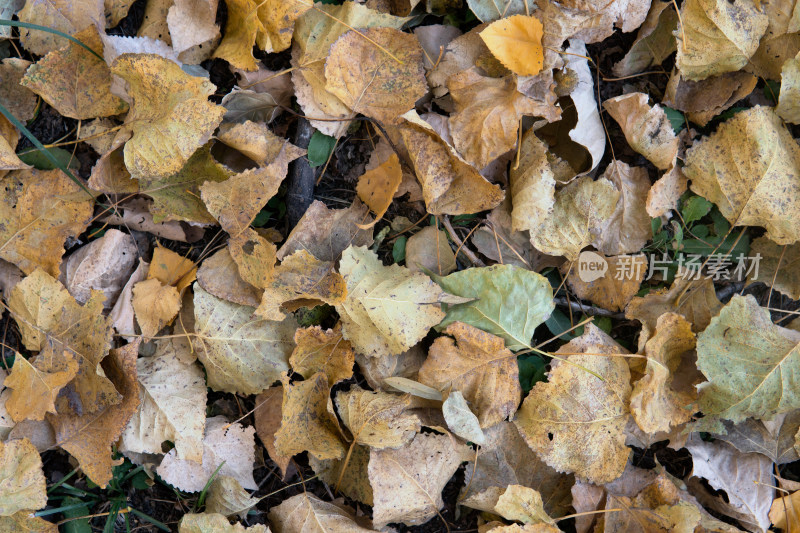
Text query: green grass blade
0 20 103 60
34 502 90 517
128 508 170 531
194 461 225 511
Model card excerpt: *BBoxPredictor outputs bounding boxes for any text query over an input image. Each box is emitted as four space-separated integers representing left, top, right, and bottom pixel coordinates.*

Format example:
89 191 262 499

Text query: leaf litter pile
3 0 800 531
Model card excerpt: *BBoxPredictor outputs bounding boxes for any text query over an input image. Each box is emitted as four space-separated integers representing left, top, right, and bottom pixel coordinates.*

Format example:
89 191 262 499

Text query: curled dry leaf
442 390 485 444
0 169 94 277
274 372 346 461
325 27 427 124
593 161 652 256
289 324 355 386
257 250 347 320
405 226 457 275
157 416 257 493
253 385 292 478
0 438 47 516
419 322 520 428
684 106 800 245
514 324 632 484
563 253 647 312
112 54 225 180
434 264 554 351
369 432 469 527
603 93 679 170
530 176 619 261
335 386 420 449
336 245 451 358
748 236 800 300
268 493 375 533
613 1 678 77
675 0 767 81
400 111 505 214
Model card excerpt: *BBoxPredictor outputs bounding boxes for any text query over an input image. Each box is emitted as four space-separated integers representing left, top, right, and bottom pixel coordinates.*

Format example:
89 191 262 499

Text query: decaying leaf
684 106 800 244
210 0 266 71
132 278 181 340
253 385 292 478
508 130 556 235
336 386 420 449
274 373 346 461
0 438 47 516
179 513 268 532
563 253 647 312
356 154 403 227
603 93 679 170
435 264 554 351
713 412 800 465
405 226 457 275
748 236 800 300
442 390 485 444
205 476 259 520
289 324 354 386
17 0 104 56
515 324 631 484
420 322 520 427
195 248 262 308
336 245 450 358
4 352 78 422
369 432 468 527
613 1 678 76
664 71 758 127
157 416 257 493
593 161 652 255
268 493 375 533
778 51 800 124
192 284 295 394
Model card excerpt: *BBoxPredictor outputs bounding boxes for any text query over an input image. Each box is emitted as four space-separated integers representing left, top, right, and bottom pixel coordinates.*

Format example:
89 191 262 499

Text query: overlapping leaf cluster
1 0 800 531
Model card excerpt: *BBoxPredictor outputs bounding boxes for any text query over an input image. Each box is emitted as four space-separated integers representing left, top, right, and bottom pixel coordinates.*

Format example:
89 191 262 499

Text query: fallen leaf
336 245 450 358
17 0 104 56
192 284 296 395
405 226 457 275
684 106 800 244
696 294 800 426
713 412 800 464
356 154 403 228
257 0 311 54
778 51 800 124
8 270 118 416
686 436 773 532
101 198 206 242
748 236 800 300
21 26 127 120
227 229 277 291
4 352 78 422
274 372 346 461
211 0 266 70
593 161 652 255
48 342 141 487
119 340 207 463
675 0 767 80
743 0 800 81
132 278 181 340
157 416 257 492
257 250 347 320
179 513 267 532
664 71 758 127
325 27 427 124
369 432 468 527
514 324 631 484
0 169 94 277
530 176 620 261
277 200 374 262
268 493 375 533
448 68 558 169
147 244 196 290
770 489 800 532
563 253 647 312
613 1 678 76
630 313 698 434
167 0 220 56
356 346 426 391
534 0 650 45
215 121 293 167
253 385 292 477
195 248 262 308
420 322 520 427
289 324 354 386
508 131 556 235
309 444 374 506
112 54 225 180
205 475 259 520
434 264 554 351
603 93 679 170
0 438 47 516
0 512 57 532
400 111 505 215
495 485 556 525
479 15 544 76
336 386 420 449
442 390 485 444
467 0 529 21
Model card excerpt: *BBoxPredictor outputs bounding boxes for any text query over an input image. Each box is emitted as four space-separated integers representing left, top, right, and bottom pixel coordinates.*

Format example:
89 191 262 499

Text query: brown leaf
356 153 403 227
664 72 757 127
17 0 104 56
335 386 420 449
593 161 652 255
405 226 457 275
563 253 647 312
4 351 78 422
289 324 355 386
604 93 679 170
268 493 375 533
253 385 292 478
0 58 37 122
132 278 181 341
195 248 262 308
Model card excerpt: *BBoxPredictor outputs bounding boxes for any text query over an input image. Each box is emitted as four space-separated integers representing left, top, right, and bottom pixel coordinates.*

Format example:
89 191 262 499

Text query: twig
441 217 485 267
553 297 625 319
286 117 316 229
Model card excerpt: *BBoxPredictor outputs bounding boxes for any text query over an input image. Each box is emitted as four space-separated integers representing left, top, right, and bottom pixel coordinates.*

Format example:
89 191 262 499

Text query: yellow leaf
335 386 420 449
179 513 268 532
253 386 292 477
257 250 347 320
148 244 197 290
215 121 295 167
325 27 427 124
0 115 29 173
256 0 311 54
336 245 448 358
448 68 559 169
290 324 354 386
112 54 225 180
0 169 94 277
479 15 544 76
4 351 78 422
17 0 104 57
603 93 679 170
509 130 556 234
192 284 296 394
274 372 346 461
268 493 373 533
8 270 118 416
21 26 127 120
212 0 265 71
563 253 647 312
132 278 182 340
0 438 47 515
778 51 800 124
0 512 57 533
514 324 631 484
420 322 521 428
630 313 698 434
309 444 373 505
684 106 800 244
228 229 277 291
48 342 140 488
355 153 403 228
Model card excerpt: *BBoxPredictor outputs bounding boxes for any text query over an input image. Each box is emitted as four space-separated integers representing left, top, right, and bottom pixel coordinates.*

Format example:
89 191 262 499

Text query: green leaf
18 147 78 170
307 131 336 167
679 232 749 257
433 265 554 351
517 354 547 394
696 294 800 428
392 236 407 263
60 497 91 533
544 308 578 341
251 209 272 227
663 106 685 133
681 195 713 225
